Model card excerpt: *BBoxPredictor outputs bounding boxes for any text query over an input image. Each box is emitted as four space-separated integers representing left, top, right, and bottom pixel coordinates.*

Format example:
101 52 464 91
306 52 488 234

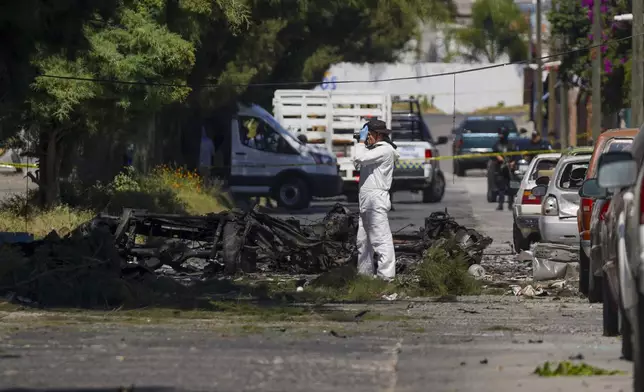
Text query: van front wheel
275 177 311 210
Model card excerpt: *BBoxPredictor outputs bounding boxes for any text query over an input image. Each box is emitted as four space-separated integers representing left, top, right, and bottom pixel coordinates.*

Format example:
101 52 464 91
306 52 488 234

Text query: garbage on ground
519 243 579 282
0 205 492 307
467 264 486 279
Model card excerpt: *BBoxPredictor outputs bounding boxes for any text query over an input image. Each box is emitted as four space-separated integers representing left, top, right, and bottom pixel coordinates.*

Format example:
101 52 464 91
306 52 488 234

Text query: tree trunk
36 130 62 208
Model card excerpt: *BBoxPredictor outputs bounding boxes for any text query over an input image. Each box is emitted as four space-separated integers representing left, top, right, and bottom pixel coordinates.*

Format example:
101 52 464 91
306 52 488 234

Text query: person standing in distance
354 120 400 280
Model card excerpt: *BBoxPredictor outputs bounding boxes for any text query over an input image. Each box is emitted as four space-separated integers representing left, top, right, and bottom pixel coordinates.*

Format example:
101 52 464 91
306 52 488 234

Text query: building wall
316 62 525 113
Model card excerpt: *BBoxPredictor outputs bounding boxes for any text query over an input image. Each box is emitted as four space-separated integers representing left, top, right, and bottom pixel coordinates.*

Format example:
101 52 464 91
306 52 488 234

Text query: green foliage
549 0 631 113
452 0 528 62
534 361 626 377
414 241 482 296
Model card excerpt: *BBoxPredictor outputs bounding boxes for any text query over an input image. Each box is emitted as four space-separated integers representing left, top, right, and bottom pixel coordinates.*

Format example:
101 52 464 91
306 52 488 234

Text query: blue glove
359 125 369 142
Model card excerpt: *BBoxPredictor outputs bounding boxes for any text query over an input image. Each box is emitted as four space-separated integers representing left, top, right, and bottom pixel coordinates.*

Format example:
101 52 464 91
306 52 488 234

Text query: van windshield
262 112 304 146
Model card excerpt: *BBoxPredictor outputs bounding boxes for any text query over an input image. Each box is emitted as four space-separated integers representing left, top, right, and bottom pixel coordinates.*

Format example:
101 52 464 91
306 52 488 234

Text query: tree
1 0 455 207
549 0 631 114
452 0 529 63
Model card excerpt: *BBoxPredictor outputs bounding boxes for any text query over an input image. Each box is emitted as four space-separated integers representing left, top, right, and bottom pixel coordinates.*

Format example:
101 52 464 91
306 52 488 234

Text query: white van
227 103 341 210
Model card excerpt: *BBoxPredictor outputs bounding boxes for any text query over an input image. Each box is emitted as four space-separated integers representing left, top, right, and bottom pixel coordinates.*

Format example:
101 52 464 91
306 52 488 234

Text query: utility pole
632 0 644 127
535 0 543 136
591 0 602 141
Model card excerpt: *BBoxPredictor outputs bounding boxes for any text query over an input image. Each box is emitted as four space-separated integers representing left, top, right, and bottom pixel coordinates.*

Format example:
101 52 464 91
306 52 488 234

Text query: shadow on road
1 388 178 392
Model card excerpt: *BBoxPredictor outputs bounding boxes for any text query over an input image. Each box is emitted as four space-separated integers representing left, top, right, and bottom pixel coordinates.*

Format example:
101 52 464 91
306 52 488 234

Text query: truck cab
227 103 341 210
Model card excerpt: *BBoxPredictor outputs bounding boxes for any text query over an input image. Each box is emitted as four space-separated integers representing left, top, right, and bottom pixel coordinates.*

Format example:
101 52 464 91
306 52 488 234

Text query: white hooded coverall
354 141 400 279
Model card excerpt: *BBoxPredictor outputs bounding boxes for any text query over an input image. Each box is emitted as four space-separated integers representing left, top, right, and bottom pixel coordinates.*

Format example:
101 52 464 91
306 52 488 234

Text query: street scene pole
591 0 602 141
632 0 644 127
535 0 544 136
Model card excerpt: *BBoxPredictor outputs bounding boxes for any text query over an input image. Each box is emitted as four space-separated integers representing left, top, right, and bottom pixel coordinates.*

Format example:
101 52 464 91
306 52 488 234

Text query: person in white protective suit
353 120 400 280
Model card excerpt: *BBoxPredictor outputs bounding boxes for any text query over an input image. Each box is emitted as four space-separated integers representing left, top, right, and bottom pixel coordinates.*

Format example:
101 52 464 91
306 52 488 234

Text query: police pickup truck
390 97 448 203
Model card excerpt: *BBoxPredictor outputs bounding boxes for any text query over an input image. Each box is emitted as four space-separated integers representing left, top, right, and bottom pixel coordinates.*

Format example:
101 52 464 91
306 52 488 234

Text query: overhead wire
36 33 642 89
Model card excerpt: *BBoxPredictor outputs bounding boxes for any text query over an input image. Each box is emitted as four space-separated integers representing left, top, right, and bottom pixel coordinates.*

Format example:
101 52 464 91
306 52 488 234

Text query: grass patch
412 242 481 296
0 165 232 236
301 241 481 301
484 325 520 332
0 205 94 238
534 361 626 377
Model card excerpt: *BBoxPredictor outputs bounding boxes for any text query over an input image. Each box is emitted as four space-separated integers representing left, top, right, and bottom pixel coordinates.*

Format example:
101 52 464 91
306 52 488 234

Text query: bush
0 165 232 236
415 241 481 296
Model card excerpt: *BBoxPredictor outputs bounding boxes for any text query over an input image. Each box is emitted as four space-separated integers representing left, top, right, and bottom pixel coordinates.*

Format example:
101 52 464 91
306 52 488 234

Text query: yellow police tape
0 148 574 171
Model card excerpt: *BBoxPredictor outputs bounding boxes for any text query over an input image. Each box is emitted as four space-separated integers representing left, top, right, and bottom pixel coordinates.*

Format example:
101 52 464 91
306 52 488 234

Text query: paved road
0 177 632 391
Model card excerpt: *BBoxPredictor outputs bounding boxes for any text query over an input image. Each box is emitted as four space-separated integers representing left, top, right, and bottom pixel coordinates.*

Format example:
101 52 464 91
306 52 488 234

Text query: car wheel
579 247 590 297
589 275 603 303
621 305 633 361
275 177 311 210
455 161 466 177
603 277 619 336
423 172 445 203
512 222 530 253
633 291 644 391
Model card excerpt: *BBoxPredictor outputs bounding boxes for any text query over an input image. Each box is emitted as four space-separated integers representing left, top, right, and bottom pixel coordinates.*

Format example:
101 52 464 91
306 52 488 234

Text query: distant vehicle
511 153 561 252
452 116 520 177
531 154 589 246
594 126 644 388
388 97 448 203
577 128 639 304
226 103 341 210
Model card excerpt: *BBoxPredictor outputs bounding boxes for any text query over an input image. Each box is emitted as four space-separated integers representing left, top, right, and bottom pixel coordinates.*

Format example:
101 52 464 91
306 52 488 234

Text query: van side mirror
531 184 547 197
535 176 550 186
435 136 448 145
579 178 607 198
297 134 308 144
597 160 637 189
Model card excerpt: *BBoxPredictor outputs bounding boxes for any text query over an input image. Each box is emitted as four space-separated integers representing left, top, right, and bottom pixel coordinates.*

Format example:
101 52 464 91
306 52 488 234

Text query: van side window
239 116 294 154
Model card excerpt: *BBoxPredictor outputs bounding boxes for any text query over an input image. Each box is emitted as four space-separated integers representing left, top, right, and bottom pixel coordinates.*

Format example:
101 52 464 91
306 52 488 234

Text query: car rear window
558 162 589 189
530 159 558 180
604 138 633 152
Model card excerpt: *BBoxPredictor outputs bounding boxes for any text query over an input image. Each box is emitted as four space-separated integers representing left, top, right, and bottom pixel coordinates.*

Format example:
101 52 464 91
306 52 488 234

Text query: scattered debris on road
0 205 492 307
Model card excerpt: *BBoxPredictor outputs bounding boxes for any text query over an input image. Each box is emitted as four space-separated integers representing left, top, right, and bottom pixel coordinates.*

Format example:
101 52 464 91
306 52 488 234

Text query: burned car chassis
96 205 493 275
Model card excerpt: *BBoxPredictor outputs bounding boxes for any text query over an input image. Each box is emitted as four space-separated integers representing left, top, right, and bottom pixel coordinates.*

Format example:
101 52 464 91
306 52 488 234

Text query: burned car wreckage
0 204 492 307
92 204 492 274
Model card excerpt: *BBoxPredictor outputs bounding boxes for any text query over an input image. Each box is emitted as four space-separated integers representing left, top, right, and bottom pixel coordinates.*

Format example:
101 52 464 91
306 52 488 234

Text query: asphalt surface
0 113 635 391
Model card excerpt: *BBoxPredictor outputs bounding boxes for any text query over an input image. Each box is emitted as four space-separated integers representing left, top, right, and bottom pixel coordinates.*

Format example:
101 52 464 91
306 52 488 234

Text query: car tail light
581 197 593 213
455 139 463 149
542 195 558 216
425 149 432 159
599 201 610 221
521 189 541 205
353 170 360 182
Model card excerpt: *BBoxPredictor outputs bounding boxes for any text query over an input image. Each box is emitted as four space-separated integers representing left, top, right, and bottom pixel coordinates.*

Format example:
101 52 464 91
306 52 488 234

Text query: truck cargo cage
273 90 392 155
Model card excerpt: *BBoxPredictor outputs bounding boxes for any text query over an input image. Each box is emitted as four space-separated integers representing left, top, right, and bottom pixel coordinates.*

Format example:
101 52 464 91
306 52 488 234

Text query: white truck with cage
272 90 391 199
272 90 447 203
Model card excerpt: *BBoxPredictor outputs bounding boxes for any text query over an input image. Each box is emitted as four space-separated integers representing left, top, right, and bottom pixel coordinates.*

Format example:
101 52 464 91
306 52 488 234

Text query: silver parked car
512 152 561 252
532 155 589 245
